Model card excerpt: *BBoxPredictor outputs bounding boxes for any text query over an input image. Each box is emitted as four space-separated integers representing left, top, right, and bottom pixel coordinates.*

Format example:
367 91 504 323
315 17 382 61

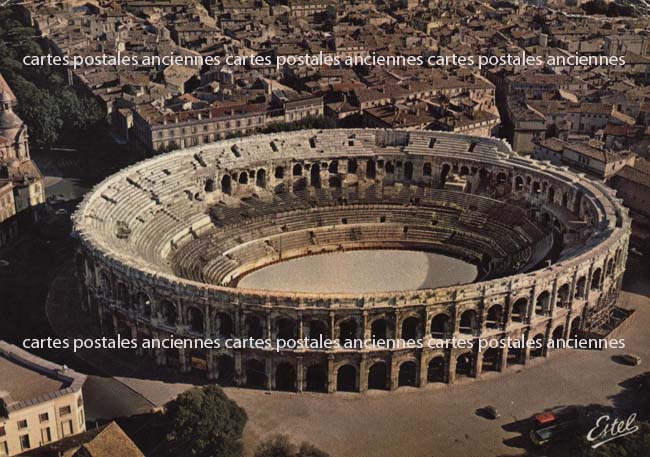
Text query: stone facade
72 129 630 393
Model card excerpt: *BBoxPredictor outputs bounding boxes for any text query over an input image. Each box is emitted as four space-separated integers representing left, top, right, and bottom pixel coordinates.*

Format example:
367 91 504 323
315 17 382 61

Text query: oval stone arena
73 129 630 393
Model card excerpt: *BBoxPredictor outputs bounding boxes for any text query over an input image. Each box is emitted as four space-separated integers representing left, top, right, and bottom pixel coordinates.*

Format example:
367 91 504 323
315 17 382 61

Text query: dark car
484 406 500 419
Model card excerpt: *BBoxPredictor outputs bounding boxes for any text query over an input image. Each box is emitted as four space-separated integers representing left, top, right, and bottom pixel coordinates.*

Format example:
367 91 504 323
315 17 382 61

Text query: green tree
165 385 247 457
254 435 329 457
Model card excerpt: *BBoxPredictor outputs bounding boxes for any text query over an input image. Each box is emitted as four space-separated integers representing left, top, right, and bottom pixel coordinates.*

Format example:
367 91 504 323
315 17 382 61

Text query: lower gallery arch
455 352 473 378
336 364 357 392
367 361 389 390
246 359 267 389
530 333 545 358
427 356 446 383
398 361 418 387
482 347 500 372
275 362 297 391
216 355 235 385
305 363 327 392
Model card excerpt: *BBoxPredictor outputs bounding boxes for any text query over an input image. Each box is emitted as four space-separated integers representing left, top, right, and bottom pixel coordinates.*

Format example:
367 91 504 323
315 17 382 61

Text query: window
17 419 28 430
59 406 72 416
41 427 52 444
39 413 49 423
0 441 7 456
62 420 73 437
77 397 83 408
20 434 30 451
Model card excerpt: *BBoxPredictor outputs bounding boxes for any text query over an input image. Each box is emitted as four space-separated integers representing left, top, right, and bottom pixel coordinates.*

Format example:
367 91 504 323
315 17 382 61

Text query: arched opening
161 300 177 327
486 305 503 329
310 163 321 188
293 177 307 192
274 166 285 179
116 283 129 305
137 292 151 318
535 291 550 315
515 176 524 191
221 175 232 195
556 284 570 308
561 193 569 208
404 161 413 180
245 359 267 389
511 298 527 322
328 160 339 174
187 307 204 334
530 333 545 358
398 361 417 387
532 181 541 194
551 325 565 349
306 364 327 392
459 166 469 176
507 347 523 366
339 319 357 346
575 277 587 299
459 310 477 335
606 258 615 277
430 314 449 338
401 316 419 340
371 318 388 340
496 172 507 184
368 362 388 390
366 159 376 179
483 348 501 372
455 353 472 378
238 171 248 184
217 355 235 386
427 357 445 383
204 178 215 192
256 169 266 188
570 317 582 338
591 268 602 290
347 159 358 174
548 186 555 203
276 318 297 340
336 365 357 392
385 161 395 174
216 312 234 337
246 315 264 339
293 163 302 176
275 362 296 391
423 163 432 176
439 164 450 187
309 320 328 340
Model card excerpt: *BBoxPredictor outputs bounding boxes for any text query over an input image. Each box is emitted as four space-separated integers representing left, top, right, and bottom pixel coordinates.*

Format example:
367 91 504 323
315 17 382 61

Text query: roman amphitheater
72 129 630 393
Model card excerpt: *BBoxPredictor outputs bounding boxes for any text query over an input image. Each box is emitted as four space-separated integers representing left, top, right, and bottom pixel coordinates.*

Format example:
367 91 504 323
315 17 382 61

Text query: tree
254 435 329 457
165 385 247 457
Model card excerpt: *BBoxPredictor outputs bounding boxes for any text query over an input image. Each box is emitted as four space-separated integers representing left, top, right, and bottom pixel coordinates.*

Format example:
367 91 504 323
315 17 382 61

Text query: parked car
484 405 500 419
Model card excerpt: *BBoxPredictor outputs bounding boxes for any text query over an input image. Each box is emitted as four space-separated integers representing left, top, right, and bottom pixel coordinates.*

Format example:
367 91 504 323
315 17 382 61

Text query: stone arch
238 171 248 184
161 299 177 327
496 172 507 184
136 292 151 317
511 297 527 322
370 318 388 340
401 316 419 340
245 315 264 339
339 318 358 346
328 160 339 174
221 175 232 195
347 159 358 174
368 361 388 390
591 268 602 290
204 178 215 192
556 284 571 308
245 359 267 389
275 362 296 391
404 161 414 180
455 352 473 378
423 162 432 176
575 276 587 299
486 304 504 329
551 325 565 348
427 356 445 383
366 159 376 179
430 313 449 337
256 168 266 188
459 310 478 335
532 181 541 194
482 347 500 372
116 282 129 305
459 165 470 176
293 163 303 176
217 355 235 386
514 176 524 191
606 258 615 277
385 161 395 174
187 306 204 334
306 363 327 392
310 163 321 188
561 192 569 208
308 319 328 340
535 291 551 315
530 333 545 358
276 317 297 340
548 186 555 203
398 360 418 387
570 316 582 338
215 312 234 337
336 364 357 392
440 163 451 187
274 166 285 179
